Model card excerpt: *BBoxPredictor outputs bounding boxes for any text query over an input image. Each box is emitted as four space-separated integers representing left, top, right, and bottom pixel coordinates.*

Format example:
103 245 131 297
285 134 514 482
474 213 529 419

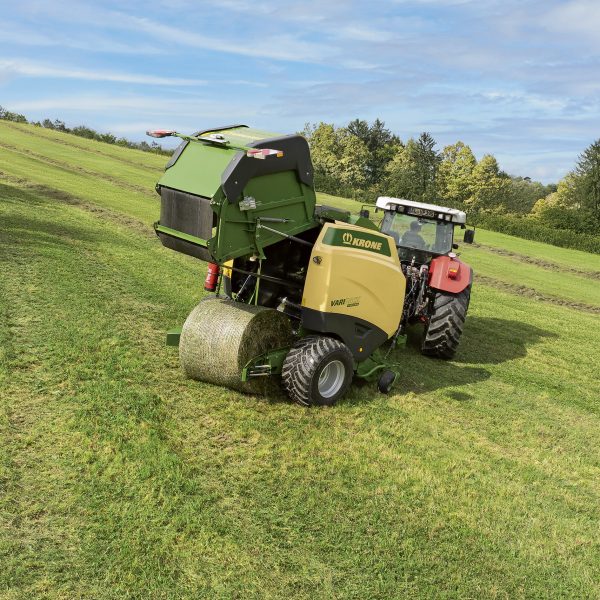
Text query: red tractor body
428 254 472 294
376 196 475 359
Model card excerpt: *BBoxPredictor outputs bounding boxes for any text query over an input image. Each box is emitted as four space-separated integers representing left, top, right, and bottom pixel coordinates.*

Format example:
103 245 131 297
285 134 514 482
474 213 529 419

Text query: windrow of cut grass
472 227 600 274
459 244 600 308
0 144 158 225
1 122 600 598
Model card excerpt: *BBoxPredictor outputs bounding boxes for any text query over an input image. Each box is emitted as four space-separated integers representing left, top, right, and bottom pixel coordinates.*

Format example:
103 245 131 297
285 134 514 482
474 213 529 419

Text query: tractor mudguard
428 255 472 294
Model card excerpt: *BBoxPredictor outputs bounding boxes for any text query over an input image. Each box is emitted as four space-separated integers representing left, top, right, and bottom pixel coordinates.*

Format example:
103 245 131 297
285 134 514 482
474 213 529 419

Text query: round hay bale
179 297 293 394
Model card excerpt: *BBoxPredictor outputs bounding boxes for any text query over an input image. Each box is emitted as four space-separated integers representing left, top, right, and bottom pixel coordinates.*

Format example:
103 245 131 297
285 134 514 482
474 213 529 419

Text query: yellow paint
222 260 233 278
302 222 406 337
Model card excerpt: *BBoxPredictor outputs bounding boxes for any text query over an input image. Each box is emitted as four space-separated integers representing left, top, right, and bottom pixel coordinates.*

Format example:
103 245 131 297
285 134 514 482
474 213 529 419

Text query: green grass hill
1 120 600 599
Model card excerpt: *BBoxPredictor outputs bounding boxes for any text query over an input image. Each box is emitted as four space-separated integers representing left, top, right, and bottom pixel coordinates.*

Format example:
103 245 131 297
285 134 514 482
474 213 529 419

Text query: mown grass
458 244 600 307
1 122 600 599
473 228 600 274
0 120 167 170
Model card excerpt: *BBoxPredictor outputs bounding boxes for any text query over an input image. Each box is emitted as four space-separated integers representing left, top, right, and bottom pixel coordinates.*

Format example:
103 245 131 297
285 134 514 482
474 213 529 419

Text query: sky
1 0 599 183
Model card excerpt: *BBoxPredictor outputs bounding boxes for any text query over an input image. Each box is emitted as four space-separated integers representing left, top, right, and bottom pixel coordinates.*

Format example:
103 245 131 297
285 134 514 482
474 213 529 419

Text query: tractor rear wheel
421 286 471 359
282 336 354 406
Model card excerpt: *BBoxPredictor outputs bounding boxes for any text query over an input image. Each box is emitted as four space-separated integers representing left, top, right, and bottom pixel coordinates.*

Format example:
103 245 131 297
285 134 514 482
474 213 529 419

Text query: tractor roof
376 196 467 224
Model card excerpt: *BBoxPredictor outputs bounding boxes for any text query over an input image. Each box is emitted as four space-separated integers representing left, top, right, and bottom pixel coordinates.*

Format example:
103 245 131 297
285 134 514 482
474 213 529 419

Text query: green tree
303 122 341 193
504 177 551 214
346 118 401 186
0 106 27 123
437 141 476 208
532 174 598 234
384 133 439 201
337 130 370 191
414 132 440 201
384 141 420 200
532 140 600 234
575 139 600 218
467 154 510 213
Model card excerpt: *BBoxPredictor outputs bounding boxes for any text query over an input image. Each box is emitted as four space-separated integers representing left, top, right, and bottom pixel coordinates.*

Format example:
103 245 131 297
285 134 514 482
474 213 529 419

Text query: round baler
148 126 474 405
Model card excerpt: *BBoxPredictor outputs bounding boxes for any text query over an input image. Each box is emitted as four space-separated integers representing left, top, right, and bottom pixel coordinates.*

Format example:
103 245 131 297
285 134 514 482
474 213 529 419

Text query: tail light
246 148 284 159
447 262 460 279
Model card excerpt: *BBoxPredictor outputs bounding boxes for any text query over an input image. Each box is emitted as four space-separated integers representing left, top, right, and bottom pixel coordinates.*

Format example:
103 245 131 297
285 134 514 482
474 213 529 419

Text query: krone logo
340 230 383 252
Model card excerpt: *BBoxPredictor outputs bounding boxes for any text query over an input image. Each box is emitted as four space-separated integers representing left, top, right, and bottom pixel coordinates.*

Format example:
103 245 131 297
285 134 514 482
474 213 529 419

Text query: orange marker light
448 264 460 279
246 148 284 160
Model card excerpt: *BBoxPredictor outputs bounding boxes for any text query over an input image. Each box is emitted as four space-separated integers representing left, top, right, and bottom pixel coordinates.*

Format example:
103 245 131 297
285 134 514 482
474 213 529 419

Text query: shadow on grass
0 181 75 205
348 357 492 403
0 183 124 256
342 316 555 405
0 213 103 257
449 316 556 365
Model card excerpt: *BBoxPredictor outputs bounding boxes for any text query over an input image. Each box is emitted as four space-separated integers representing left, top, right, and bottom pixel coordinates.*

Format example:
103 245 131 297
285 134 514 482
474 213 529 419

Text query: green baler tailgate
157 126 280 198
157 142 234 199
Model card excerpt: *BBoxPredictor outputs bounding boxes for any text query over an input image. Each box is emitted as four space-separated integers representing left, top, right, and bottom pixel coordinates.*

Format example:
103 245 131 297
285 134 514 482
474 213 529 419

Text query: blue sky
1 0 599 183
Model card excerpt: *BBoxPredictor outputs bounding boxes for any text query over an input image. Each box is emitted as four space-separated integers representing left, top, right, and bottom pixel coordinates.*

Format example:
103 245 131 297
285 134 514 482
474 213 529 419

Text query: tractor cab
376 196 472 264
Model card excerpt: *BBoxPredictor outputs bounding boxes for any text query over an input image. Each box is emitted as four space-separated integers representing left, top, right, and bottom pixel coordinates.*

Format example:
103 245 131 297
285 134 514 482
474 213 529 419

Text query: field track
1 121 600 599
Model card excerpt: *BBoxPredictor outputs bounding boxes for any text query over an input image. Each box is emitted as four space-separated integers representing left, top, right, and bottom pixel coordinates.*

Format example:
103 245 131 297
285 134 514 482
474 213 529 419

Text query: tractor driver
400 219 427 249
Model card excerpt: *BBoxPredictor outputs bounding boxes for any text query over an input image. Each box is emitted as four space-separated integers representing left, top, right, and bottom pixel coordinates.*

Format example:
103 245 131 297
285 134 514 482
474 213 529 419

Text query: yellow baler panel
302 222 405 337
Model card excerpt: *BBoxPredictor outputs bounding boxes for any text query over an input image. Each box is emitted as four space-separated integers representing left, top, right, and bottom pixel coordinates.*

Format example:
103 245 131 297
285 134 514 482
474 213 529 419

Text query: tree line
1 106 598 251
303 120 600 251
0 106 170 155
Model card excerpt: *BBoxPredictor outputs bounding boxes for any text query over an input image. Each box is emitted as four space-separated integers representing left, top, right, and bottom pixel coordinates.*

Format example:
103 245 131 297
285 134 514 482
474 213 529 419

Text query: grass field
1 121 600 599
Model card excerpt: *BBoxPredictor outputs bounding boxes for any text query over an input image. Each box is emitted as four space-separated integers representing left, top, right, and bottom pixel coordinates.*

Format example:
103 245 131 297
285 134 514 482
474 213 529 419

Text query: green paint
154 224 208 248
154 127 318 264
322 227 392 257
166 329 181 347
355 353 394 381
241 346 290 380
348 214 379 231
157 126 279 199
158 140 236 199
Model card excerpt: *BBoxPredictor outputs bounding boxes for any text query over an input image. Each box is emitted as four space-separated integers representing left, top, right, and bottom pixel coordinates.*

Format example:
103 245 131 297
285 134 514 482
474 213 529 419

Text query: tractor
376 196 473 359
147 125 474 406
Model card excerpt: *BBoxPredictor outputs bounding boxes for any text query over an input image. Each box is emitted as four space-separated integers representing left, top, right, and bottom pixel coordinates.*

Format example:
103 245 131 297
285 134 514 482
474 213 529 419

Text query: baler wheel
282 336 353 406
179 297 293 395
377 370 397 394
421 286 471 359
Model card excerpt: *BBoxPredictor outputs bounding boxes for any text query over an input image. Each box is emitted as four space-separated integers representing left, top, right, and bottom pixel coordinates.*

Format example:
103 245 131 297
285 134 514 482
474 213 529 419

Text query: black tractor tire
421 286 471 359
282 336 354 406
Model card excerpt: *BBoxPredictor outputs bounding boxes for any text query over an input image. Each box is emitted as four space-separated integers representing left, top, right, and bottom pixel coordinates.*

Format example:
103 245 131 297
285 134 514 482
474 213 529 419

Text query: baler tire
282 336 354 407
421 286 471 359
377 370 397 394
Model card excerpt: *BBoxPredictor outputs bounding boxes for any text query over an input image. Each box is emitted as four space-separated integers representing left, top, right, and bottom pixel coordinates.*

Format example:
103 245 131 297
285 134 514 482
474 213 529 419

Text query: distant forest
303 120 600 251
1 107 598 252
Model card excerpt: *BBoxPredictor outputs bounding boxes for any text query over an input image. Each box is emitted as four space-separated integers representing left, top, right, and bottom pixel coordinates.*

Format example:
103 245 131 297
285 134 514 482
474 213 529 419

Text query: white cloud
541 0 600 41
0 59 206 86
8 94 258 119
11 2 335 64
479 91 569 112
0 23 164 55
110 15 334 63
